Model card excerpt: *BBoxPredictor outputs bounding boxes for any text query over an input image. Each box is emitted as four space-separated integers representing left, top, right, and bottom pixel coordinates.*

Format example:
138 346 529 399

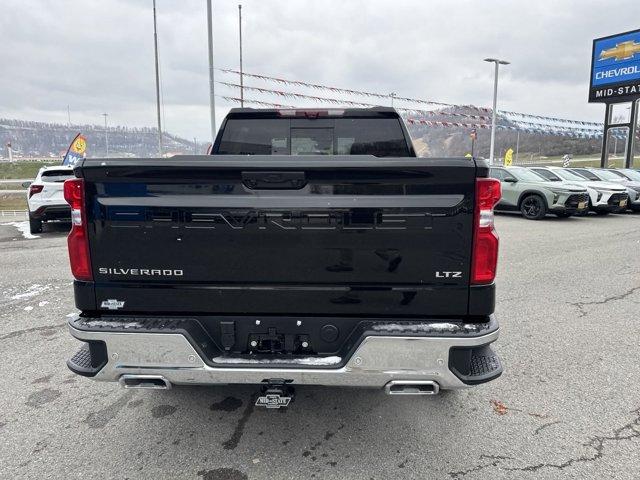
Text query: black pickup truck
65 107 502 407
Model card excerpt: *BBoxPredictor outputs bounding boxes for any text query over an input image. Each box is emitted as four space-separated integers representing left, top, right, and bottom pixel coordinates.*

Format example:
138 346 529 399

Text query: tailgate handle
242 171 307 190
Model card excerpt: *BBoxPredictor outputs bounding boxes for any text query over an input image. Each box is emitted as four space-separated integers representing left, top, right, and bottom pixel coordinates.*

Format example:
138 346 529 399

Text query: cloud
0 0 638 141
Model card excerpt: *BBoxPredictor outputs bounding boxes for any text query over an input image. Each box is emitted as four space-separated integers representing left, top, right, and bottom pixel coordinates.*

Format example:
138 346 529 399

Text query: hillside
0 119 199 159
0 114 604 162
404 107 603 160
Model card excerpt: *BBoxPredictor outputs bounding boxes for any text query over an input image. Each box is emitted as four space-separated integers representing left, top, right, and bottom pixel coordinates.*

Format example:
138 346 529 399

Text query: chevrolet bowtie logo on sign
599 41 640 61
590 29 640 103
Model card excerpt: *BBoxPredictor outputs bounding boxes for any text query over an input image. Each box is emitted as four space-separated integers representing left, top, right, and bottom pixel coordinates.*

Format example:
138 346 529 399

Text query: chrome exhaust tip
384 380 440 395
119 374 172 390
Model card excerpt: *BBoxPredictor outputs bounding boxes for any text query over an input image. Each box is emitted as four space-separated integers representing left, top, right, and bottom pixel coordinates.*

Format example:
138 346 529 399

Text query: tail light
28 184 44 198
471 178 501 285
63 179 92 281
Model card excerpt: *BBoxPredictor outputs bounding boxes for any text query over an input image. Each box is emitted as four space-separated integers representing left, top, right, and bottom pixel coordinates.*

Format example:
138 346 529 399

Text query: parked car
567 168 635 213
529 166 628 215
606 168 640 182
595 169 640 212
26 165 75 234
489 166 588 219
64 107 503 406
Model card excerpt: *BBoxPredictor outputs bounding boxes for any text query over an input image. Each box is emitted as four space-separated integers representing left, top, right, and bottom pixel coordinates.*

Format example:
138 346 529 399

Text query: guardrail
0 210 28 217
0 158 60 163
512 157 602 167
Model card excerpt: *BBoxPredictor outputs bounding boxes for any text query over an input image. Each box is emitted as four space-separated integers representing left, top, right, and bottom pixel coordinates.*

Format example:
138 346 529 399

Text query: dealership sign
589 29 640 102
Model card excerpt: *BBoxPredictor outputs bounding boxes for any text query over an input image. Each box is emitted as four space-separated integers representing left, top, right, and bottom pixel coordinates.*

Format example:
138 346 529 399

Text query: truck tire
29 215 43 234
520 194 546 220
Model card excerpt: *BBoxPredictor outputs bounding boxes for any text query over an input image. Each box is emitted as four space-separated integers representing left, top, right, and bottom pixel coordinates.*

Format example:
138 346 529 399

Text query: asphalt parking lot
1 212 639 480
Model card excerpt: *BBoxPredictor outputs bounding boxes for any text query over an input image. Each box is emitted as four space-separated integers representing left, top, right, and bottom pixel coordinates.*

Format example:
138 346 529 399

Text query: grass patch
0 183 27 190
0 160 59 180
0 193 27 210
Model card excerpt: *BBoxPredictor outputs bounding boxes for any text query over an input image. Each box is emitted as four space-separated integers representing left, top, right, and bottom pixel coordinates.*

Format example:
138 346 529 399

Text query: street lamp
484 58 510 164
102 113 109 157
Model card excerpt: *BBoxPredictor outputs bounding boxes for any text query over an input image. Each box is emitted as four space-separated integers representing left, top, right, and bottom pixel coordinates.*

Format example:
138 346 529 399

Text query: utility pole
389 92 397 107
102 113 109 157
206 0 216 143
484 58 510 164
238 4 244 107
470 128 477 157
193 137 197 155
153 0 163 156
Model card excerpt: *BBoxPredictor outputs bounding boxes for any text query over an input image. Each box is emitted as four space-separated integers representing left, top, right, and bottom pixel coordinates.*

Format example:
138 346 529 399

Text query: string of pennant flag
406 118 604 138
219 81 492 121
219 68 460 108
218 95 295 109
218 68 604 129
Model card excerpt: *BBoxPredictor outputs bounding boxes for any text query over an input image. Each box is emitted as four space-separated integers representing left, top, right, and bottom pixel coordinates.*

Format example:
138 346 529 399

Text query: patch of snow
371 322 479 333
82 320 142 329
2 221 40 239
10 284 51 300
66 312 79 318
38 301 49 307
212 355 342 366
24 306 34 311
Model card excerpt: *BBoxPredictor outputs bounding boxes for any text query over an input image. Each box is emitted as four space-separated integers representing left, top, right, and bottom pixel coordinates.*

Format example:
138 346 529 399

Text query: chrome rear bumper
68 319 501 390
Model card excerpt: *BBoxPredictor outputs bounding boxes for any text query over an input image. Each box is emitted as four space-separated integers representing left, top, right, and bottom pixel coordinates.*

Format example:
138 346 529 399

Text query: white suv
26 166 75 234
529 166 628 215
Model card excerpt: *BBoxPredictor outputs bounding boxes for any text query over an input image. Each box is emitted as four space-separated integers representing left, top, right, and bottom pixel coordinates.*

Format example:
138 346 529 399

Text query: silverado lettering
98 268 184 276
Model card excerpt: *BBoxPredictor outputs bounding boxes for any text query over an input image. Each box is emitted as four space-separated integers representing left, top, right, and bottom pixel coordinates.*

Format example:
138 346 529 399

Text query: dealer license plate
578 201 587 209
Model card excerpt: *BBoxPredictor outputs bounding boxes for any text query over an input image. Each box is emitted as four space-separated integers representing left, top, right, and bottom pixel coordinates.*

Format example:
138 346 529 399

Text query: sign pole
625 101 638 167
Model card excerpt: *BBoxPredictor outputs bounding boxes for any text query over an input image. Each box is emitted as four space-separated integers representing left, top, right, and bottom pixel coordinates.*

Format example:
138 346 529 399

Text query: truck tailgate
77 156 478 316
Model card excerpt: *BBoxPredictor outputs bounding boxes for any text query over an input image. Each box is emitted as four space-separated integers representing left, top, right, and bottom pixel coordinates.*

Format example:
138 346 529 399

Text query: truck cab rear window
217 118 411 157
41 170 74 182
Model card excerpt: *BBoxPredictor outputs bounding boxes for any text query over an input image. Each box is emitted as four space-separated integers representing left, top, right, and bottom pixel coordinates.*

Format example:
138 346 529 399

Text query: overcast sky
1 0 638 141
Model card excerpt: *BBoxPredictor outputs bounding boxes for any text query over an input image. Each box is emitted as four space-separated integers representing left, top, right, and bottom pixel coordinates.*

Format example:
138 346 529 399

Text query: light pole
484 58 510 164
153 0 163 156
102 113 109 157
206 0 216 143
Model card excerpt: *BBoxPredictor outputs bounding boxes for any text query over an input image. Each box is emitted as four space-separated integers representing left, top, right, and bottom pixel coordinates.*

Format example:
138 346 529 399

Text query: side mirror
504 177 517 183
21 181 31 188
